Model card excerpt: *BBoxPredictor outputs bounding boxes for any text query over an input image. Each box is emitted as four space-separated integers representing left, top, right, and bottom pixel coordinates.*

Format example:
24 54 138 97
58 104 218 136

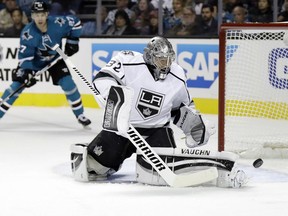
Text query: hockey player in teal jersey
0 1 91 127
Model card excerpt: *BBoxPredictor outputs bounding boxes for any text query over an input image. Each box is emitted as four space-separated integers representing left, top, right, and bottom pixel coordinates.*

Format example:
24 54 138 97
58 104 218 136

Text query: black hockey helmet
31 1 49 13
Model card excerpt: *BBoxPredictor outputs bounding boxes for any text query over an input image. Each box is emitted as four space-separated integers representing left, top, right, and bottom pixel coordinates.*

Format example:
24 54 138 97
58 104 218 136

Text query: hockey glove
12 68 37 88
173 103 216 148
64 38 79 56
186 117 216 148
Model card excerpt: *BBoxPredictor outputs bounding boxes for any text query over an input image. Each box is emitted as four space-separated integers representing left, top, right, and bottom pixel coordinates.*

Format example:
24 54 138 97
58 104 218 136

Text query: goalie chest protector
98 51 191 128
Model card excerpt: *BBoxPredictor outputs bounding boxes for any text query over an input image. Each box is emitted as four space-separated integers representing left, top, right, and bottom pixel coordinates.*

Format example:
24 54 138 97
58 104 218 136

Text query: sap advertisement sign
177 44 219 89
92 39 219 90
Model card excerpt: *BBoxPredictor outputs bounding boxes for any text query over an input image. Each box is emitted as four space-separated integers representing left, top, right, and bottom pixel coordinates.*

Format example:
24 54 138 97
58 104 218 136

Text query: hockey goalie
70 36 247 188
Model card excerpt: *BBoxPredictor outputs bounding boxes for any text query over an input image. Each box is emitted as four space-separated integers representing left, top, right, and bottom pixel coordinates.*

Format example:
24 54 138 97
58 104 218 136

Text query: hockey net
219 23 288 158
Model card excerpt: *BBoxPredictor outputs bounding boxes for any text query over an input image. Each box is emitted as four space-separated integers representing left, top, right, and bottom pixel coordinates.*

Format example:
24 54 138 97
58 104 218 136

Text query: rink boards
0 38 218 114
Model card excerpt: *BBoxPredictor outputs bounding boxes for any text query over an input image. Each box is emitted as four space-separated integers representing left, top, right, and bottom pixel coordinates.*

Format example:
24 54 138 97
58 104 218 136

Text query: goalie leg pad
136 147 215 186
103 85 134 137
86 130 135 178
136 147 247 187
136 155 167 186
70 143 89 181
86 154 116 180
70 143 115 181
174 148 247 188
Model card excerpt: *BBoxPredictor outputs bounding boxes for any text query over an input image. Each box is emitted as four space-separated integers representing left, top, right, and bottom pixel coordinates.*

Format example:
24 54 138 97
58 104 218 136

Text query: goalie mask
143 36 175 80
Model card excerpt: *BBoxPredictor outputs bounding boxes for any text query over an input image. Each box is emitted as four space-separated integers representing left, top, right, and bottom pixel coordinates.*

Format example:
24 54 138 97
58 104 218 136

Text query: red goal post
218 23 288 158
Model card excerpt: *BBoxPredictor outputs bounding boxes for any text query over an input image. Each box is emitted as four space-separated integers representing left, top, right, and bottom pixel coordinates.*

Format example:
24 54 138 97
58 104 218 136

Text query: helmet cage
144 37 175 80
152 54 174 79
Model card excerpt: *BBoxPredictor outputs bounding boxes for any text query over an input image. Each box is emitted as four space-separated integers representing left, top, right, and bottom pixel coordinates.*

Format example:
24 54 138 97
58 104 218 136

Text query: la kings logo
136 88 164 119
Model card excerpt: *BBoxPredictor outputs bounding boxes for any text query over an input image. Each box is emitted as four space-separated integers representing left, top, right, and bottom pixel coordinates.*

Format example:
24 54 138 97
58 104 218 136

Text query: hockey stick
0 56 61 106
52 44 218 187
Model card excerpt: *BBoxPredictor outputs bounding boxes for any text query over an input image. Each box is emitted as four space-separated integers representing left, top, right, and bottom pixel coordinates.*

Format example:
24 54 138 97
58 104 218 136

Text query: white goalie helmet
143 36 175 80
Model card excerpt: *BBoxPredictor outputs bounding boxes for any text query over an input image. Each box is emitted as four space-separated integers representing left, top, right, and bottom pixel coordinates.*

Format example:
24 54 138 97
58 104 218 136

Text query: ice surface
0 107 287 216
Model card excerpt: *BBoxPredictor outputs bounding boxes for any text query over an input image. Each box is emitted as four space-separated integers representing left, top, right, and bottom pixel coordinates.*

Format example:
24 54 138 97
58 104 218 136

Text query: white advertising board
0 38 219 113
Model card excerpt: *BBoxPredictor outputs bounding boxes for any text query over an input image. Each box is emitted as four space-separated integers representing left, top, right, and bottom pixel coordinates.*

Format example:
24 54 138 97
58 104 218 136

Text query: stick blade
171 167 218 187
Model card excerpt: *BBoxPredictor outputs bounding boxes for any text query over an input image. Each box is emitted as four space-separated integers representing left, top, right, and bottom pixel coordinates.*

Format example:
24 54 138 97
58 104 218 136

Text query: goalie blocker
102 85 134 137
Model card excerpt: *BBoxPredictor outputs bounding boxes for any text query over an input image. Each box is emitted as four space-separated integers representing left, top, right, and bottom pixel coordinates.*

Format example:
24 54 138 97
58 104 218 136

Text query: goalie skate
230 169 247 188
217 168 248 188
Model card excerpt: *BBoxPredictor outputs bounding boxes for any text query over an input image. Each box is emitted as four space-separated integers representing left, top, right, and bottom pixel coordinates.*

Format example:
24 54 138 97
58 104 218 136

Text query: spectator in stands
81 6 109 36
15 0 33 21
131 0 154 35
3 7 25 36
222 0 243 23
15 0 51 21
232 5 250 23
187 0 206 16
0 0 5 10
49 0 82 15
146 9 159 35
198 4 218 36
278 0 288 21
165 5 202 37
249 0 273 23
0 28 4 36
103 9 138 36
163 0 186 34
279 0 287 12
129 0 138 8
50 1 74 15
207 0 218 18
66 0 82 14
0 0 28 30
105 0 135 26
150 0 173 12
243 0 258 10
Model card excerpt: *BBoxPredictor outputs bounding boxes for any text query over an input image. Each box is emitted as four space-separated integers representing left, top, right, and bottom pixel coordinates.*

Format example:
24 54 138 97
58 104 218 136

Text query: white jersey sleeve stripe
100 69 125 85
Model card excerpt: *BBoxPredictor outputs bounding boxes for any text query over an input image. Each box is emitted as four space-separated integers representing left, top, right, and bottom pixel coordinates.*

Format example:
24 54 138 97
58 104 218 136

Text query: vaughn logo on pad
136 88 164 119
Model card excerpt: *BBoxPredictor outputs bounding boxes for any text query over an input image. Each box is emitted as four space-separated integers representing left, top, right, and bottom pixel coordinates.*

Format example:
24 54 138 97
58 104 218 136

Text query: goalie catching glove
173 103 216 148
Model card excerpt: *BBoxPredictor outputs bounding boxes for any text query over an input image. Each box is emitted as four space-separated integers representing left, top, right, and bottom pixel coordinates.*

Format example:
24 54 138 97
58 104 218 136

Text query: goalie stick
52 44 218 187
0 56 61 106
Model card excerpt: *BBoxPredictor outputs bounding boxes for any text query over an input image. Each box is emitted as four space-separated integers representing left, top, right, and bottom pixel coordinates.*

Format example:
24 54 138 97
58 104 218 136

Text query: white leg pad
70 143 116 182
136 161 167 186
136 147 247 188
86 155 115 180
70 143 89 182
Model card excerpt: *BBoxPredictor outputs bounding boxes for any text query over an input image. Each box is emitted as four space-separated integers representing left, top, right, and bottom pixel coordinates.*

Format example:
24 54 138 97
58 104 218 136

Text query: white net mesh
223 28 288 158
